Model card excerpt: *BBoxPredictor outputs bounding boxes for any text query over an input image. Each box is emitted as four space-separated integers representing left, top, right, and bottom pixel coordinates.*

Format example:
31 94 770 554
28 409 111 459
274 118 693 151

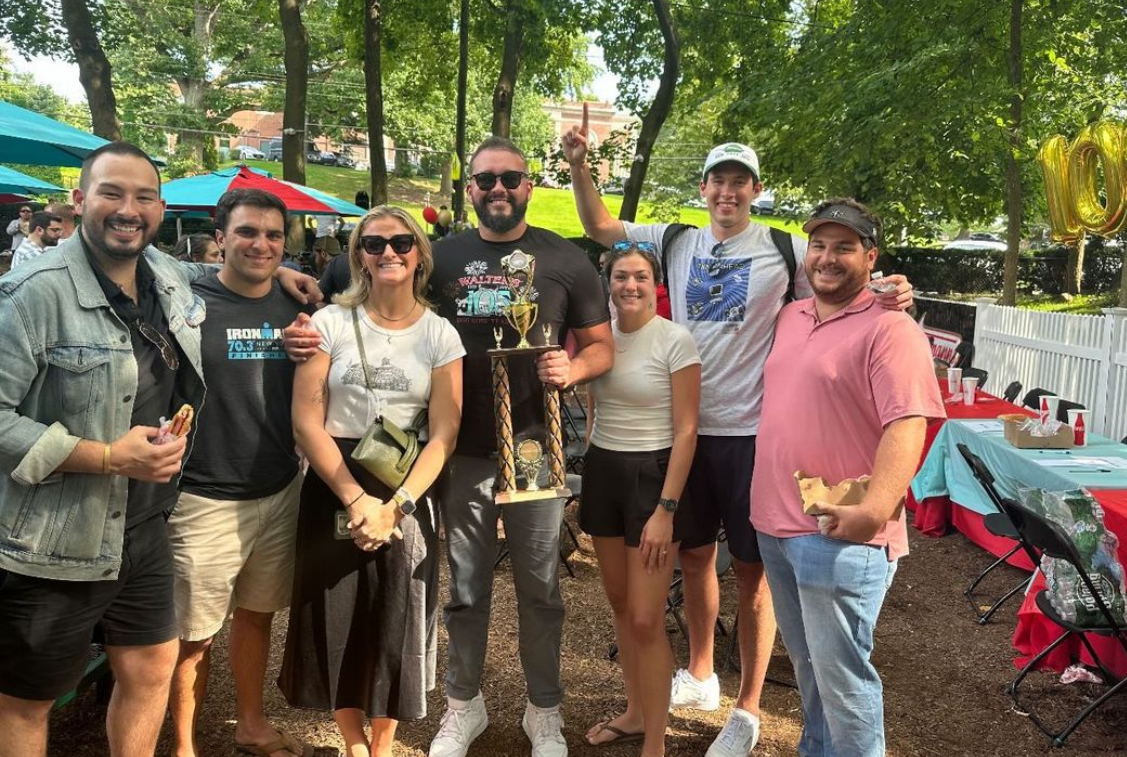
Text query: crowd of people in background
0 132 939 757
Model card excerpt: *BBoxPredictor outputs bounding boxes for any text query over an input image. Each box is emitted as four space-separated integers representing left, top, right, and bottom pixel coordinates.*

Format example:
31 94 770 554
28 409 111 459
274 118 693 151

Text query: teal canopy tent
0 100 110 167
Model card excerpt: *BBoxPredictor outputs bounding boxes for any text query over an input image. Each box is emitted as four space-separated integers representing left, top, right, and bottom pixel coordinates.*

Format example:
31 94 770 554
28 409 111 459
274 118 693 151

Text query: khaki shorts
169 473 302 641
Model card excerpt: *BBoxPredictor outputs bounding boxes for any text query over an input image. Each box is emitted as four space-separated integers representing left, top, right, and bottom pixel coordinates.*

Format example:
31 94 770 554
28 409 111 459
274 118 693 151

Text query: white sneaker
705 709 760 757
522 701 567 757
429 694 489 757
669 668 721 711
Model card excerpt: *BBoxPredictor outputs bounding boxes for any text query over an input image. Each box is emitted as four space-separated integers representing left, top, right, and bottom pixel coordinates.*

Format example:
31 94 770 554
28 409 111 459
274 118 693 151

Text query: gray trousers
437 453 565 708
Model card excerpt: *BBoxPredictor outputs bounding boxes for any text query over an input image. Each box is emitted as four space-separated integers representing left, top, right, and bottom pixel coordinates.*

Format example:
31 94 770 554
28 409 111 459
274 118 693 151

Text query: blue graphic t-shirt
180 271 311 499
623 221 811 436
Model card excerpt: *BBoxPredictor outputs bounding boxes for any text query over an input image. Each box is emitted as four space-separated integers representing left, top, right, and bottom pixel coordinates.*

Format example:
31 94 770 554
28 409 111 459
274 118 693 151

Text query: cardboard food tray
795 471 905 521
998 413 1074 449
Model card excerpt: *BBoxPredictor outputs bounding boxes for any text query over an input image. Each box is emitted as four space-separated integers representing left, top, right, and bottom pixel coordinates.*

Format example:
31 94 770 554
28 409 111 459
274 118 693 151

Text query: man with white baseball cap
563 110 913 756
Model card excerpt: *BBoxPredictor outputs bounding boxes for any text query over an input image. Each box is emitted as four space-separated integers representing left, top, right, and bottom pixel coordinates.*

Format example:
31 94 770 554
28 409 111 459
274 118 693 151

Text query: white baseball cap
702 143 760 183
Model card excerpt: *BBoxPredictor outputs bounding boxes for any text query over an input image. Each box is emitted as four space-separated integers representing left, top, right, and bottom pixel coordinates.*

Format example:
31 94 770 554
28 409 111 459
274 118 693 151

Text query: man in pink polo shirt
751 198 944 757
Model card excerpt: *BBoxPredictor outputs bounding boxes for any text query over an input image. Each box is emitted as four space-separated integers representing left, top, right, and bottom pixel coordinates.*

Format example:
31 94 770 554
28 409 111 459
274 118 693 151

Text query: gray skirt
278 438 438 720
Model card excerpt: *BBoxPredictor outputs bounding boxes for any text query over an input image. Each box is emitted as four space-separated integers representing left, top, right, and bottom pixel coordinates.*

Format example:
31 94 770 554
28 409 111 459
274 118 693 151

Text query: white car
943 232 1007 252
237 145 265 160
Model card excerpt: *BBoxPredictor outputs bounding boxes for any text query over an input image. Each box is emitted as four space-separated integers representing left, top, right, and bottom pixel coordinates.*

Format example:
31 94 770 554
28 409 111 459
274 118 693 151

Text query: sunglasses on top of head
470 171 529 191
359 234 415 255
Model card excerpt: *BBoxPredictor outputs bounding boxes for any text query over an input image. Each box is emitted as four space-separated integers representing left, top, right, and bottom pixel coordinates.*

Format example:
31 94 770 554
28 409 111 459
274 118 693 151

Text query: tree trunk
60 0 121 140
1001 0 1023 306
491 10 523 138
278 0 308 187
1065 237 1085 295
363 0 388 204
453 0 470 215
619 0 679 222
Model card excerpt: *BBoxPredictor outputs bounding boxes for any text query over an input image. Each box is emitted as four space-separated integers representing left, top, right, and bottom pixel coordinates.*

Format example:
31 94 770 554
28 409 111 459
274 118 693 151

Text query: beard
473 191 528 234
81 214 157 261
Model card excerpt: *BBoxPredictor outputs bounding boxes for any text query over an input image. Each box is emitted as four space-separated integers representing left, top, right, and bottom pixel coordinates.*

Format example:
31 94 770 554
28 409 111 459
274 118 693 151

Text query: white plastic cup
1067 408 1089 447
946 367 962 395
962 377 978 405
1041 395 1060 425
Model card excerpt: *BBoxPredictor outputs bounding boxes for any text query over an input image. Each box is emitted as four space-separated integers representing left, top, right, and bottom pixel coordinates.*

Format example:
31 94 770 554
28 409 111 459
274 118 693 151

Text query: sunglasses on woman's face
470 171 529 191
359 234 415 255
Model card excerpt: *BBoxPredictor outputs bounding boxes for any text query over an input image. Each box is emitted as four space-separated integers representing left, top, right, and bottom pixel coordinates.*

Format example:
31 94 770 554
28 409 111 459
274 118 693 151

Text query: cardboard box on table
998 413 1074 449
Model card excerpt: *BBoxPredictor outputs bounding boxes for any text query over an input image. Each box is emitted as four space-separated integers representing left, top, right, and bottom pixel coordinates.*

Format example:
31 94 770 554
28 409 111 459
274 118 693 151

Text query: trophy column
543 384 567 490
491 353 517 495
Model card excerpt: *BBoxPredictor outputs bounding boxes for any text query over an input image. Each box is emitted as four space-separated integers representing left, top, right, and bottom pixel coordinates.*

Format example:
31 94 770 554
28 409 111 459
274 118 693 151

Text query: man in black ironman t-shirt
426 136 613 757
167 189 313 757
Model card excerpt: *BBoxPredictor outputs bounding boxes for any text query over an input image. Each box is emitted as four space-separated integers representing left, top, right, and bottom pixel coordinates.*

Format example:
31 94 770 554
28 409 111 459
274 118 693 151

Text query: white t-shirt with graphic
314 304 465 438
590 316 701 452
622 221 812 436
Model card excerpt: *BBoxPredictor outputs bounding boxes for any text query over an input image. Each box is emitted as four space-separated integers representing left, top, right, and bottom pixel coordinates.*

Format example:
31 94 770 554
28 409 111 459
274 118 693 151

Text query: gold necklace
371 299 418 323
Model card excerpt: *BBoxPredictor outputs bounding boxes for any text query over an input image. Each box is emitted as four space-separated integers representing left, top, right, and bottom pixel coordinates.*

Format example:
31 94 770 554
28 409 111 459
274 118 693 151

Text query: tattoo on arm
313 378 327 405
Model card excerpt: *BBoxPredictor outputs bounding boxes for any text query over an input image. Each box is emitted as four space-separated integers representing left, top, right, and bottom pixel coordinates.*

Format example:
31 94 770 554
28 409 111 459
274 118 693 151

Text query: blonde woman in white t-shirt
282 206 464 757
581 241 702 754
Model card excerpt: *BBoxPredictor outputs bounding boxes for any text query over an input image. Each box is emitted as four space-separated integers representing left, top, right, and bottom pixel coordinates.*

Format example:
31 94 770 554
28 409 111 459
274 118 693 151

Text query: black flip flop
586 722 646 747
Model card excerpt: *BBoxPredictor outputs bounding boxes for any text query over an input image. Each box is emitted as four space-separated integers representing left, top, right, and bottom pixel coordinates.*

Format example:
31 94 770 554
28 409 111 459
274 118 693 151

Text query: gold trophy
487 249 571 504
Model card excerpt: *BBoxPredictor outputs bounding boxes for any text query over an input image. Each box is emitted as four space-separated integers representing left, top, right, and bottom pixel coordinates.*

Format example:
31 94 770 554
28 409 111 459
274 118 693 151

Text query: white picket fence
972 299 1127 442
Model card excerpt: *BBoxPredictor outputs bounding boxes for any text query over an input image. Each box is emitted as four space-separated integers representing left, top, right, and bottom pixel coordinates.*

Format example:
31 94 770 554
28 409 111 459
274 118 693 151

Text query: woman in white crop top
580 241 701 753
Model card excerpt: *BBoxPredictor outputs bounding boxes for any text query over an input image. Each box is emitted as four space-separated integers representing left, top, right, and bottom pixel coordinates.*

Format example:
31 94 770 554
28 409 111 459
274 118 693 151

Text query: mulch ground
49 507 1127 756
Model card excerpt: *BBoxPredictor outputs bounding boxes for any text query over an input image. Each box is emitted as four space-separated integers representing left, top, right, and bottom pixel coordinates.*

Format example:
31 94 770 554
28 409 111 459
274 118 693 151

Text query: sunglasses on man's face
359 234 415 255
470 171 529 191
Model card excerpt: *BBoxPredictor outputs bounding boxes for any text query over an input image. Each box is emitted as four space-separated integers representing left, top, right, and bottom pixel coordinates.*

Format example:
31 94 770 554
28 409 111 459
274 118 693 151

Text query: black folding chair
1022 388 1056 410
1002 381 1023 403
1004 497 1127 747
956 443 1039 624
1055 400 1085 424
961 366 989 392
953 340 975 368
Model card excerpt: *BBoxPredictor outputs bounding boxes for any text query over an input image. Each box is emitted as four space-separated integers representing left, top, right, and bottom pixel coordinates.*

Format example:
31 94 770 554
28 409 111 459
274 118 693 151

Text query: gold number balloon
1067 121 1127 237
1038 135 1082 243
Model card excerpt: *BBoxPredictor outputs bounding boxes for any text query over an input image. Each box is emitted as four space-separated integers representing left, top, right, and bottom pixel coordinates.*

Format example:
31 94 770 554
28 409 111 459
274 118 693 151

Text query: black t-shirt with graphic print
180 271 311 499
431 227 609 457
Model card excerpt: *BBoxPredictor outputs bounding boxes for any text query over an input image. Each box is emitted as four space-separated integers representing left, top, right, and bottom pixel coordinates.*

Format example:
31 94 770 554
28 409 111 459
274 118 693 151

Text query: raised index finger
581 101 589 135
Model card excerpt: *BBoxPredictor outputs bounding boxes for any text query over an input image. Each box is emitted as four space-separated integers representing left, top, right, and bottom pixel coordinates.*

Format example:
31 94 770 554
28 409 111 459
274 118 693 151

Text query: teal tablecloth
911 421 1127 516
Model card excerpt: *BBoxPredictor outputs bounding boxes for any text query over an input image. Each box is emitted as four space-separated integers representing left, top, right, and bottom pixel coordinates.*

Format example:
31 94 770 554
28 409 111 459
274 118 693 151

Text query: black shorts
579 444 688 547
0 514 177 701
680 435 760 563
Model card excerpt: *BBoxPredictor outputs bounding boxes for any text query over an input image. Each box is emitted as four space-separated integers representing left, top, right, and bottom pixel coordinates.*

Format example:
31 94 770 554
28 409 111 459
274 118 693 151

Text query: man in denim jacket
0 142 243 757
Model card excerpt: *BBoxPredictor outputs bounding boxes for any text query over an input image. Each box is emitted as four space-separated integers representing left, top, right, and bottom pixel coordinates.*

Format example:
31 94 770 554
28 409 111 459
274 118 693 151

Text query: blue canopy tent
0 100 110 167
0 165 64 195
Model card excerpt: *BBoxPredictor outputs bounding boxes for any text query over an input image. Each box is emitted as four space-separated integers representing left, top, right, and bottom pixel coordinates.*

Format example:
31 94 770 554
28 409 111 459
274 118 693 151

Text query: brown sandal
235 730 313 757
585 721 645 747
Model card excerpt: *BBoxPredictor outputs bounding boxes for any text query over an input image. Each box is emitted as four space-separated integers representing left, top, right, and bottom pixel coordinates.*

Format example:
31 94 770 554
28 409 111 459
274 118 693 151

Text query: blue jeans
758 533 897 757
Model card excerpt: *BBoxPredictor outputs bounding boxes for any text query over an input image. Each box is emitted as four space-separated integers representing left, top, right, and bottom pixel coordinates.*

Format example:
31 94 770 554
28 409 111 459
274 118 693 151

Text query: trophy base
487 344 561 357
495 486 573 505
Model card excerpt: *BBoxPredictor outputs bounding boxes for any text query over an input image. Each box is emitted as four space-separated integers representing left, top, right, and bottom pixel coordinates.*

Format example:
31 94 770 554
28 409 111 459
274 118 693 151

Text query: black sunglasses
470 171 529 191
135 319 179 370
359 234 415 255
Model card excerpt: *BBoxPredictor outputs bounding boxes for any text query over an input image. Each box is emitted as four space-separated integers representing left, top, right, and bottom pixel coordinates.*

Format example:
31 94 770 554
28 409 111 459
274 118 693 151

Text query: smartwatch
392 487 417 516
659 497 679 513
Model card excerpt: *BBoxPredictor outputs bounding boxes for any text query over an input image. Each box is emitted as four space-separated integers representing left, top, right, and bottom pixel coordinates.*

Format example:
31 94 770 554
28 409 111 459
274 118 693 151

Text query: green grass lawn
224 159 804 240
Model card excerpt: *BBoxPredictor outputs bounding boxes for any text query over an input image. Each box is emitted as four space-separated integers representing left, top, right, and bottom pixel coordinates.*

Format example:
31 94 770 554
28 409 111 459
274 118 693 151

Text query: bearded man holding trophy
426 136 614 757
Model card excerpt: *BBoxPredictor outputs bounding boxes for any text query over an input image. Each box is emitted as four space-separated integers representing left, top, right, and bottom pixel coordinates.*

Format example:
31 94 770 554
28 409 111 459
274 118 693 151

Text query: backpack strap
769 226 797 303
659 222 696 282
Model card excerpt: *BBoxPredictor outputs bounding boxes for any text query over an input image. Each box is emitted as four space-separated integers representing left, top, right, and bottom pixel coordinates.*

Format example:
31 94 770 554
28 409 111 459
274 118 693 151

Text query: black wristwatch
659 497 679 513
392 487 417 516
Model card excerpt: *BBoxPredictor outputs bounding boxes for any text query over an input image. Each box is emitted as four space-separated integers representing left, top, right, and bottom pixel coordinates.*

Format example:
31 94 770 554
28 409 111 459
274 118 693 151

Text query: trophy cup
487 249 571 504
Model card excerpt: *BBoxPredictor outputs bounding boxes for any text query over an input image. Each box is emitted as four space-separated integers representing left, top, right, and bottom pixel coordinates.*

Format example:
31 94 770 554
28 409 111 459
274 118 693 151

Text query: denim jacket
0 234 208 581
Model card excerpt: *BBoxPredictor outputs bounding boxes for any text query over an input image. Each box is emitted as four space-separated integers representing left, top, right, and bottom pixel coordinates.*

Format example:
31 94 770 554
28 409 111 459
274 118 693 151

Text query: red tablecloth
906 385 1127 676
1012 489 1127 677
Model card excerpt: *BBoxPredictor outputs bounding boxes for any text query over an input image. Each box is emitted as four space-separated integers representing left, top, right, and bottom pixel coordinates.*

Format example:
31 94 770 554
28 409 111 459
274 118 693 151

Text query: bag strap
659 223 696 282
351 307 382 417
769 226 797 303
